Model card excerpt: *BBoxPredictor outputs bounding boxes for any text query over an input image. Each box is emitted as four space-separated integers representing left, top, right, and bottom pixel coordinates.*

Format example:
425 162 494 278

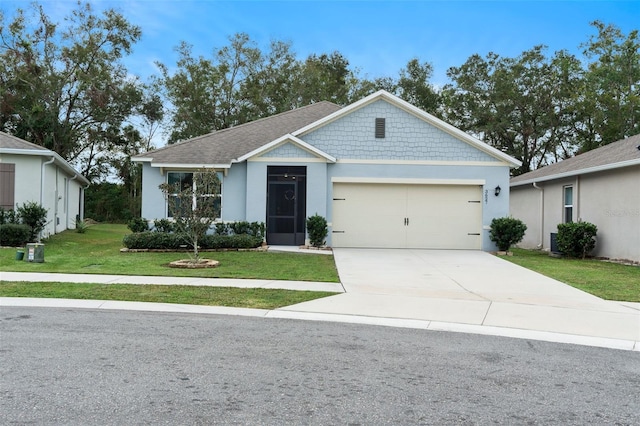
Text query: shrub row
123 232 263 250
0 224 31 247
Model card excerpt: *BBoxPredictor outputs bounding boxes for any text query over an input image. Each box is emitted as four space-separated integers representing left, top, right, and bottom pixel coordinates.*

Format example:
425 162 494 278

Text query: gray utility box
25 243 45 263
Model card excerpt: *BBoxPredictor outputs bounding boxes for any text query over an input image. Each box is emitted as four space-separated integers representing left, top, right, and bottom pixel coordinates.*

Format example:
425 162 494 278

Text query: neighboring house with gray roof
0 132 90 239
134 90 521 250
510 134 640 263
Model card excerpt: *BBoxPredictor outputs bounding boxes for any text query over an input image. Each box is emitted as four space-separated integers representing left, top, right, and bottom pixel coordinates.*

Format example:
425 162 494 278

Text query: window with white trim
563 185 573 223
166 172 222 219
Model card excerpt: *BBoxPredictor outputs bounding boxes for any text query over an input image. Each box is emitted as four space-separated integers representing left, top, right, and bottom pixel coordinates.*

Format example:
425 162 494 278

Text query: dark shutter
0 163 16 210
375 118 385 138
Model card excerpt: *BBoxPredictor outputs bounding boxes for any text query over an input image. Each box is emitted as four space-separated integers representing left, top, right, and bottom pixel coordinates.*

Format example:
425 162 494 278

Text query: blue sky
2 0 639 85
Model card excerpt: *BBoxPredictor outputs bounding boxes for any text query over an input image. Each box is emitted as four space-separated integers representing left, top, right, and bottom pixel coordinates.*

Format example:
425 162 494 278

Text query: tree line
1 3 638 219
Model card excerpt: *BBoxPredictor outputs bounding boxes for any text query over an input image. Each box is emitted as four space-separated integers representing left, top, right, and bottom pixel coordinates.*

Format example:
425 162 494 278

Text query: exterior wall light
494 185 501 196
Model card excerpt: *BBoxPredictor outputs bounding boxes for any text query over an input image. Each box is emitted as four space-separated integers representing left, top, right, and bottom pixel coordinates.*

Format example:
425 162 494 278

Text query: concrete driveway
280 249 640 343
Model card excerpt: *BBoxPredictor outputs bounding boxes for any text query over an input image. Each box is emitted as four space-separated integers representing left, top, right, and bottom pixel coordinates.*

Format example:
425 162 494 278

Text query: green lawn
504 248 640 302
0 224 340 283
0 281 335 309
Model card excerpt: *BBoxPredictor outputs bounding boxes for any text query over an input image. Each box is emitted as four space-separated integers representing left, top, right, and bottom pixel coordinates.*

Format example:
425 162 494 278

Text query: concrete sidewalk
0 271 344 293
1 249 639 351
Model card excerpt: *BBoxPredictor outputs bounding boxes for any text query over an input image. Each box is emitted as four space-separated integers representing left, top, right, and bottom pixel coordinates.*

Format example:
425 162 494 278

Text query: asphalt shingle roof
511 134 640 185
136 101 342 166
0 132 49 151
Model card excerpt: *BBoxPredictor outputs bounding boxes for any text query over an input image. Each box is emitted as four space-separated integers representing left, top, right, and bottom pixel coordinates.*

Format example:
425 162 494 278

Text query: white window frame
166 171 222 220
563 185 573 223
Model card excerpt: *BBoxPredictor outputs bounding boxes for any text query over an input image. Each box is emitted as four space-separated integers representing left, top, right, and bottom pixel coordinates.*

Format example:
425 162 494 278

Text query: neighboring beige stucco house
510 134 640 263
0 132 90 239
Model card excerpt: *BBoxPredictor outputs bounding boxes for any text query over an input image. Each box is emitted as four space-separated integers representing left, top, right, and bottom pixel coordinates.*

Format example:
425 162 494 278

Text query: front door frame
266 166 307 245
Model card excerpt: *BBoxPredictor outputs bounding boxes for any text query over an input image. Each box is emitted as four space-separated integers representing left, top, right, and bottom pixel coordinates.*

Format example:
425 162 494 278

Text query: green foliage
0 224 31 247
122 232 263 250
489 217 527 251
443 47 583 175
200 234 264 250
16 202 48 242
0 3 156 181
0 208 19 225
127 217 149 233
74 219 88 234
578 21 640 149
229 221 265 239
153 218 174 233
306 214 328 247
215 223 231 235
557 221 598 259
85 182 138 223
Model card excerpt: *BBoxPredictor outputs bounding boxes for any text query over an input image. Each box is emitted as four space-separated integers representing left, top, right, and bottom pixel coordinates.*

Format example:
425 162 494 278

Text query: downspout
41 156 55 241
533 182 544 249
67 174 78 229
80 182 90 221
575 176 580 221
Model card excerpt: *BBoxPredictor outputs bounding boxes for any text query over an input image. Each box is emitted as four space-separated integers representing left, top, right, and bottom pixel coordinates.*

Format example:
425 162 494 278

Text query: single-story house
134 90 521 250
510 134 640 263
0 131 90 238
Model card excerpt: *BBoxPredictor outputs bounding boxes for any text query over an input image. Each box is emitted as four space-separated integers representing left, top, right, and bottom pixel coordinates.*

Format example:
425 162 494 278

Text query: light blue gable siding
302 100 496 162
260 142 317 159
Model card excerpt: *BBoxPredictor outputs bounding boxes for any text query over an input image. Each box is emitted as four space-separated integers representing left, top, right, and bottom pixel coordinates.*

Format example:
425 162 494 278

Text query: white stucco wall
510 165 640 262
1 153 85 238
579 167 639 262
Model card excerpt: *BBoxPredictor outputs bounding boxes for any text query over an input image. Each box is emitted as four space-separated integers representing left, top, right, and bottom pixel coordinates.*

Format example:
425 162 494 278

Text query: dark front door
266 166 306 245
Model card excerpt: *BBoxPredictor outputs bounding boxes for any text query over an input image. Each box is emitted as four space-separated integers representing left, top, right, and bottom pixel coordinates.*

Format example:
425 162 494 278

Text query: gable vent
375 118 386 138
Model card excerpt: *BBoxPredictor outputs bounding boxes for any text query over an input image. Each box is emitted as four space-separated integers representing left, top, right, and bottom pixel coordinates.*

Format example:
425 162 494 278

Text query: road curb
2 297 638 352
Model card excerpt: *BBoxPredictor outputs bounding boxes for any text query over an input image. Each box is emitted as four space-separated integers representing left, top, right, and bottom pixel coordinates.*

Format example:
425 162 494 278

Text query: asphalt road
1 307 639 425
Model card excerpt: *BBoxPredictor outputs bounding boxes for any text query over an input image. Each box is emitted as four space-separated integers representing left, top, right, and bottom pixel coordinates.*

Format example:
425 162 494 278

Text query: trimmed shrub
229 221 265 239
306 214 328 247
215 222 231 236
200 234 264 249
123 232 182 250
489 217 527 251
153 218 174 233
16 202 48 242
122 232 263 250
0 208 19 225
556 221 598 259
127 217 149 233
0 224 31 247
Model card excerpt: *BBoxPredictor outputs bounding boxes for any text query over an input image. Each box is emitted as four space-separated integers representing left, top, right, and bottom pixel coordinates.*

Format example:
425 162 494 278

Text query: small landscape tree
16 202 48 242
489 217 527 252
159 169 221 262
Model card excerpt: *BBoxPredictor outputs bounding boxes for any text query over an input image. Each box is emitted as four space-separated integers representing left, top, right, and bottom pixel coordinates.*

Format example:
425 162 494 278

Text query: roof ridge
140 101 342 156
511 133 640 183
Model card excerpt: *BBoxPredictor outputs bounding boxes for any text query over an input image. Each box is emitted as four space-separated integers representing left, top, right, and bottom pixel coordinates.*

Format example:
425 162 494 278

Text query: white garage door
332 183 482 249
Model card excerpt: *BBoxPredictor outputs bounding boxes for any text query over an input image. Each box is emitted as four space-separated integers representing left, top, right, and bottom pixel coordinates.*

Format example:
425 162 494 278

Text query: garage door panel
332 183 482 249
405 186 482 249
332 183 406 248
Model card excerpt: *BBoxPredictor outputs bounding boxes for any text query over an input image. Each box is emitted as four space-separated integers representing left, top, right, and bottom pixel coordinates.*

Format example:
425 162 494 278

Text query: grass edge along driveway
503 248 640 303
